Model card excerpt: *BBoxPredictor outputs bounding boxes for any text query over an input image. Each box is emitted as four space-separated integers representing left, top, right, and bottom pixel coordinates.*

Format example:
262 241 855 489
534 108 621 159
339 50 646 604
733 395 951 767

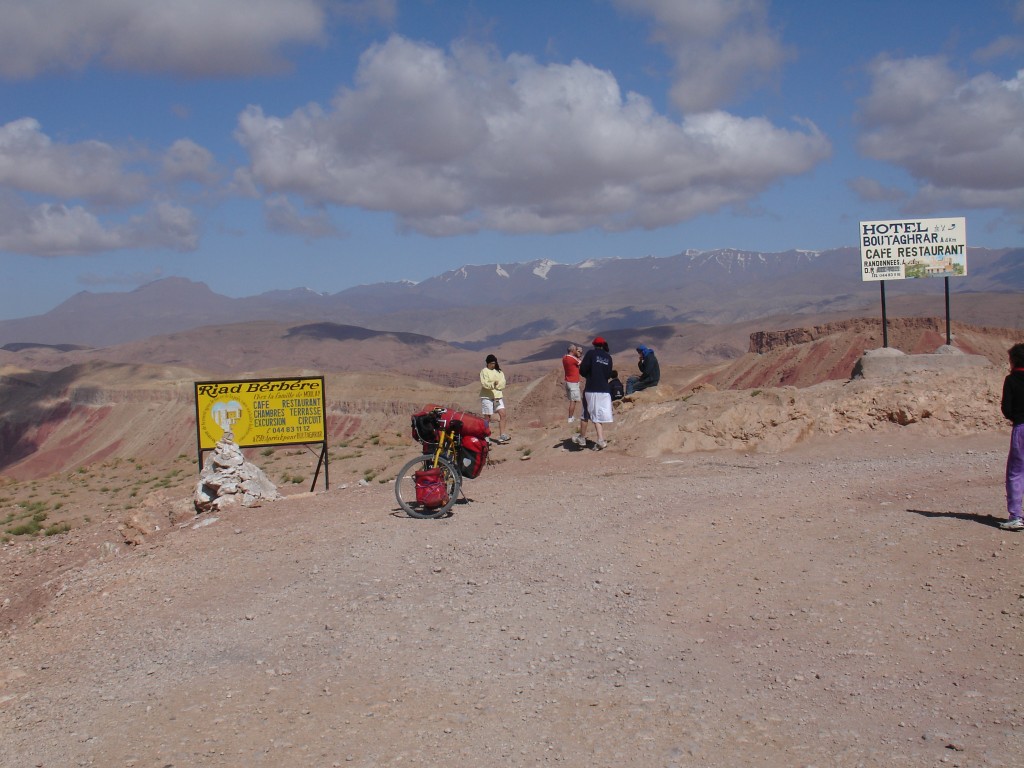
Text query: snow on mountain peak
532 259 557 279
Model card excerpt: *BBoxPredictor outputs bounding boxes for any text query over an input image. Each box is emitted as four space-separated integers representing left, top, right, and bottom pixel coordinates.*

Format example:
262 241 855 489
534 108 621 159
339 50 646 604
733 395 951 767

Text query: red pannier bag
411 404 490 443
458 435 489 479
413 467 449 508
437 409 490 439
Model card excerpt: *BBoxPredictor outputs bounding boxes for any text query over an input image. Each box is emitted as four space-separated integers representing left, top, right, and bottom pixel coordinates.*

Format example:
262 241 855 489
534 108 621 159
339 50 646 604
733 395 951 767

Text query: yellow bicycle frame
430 426 457 468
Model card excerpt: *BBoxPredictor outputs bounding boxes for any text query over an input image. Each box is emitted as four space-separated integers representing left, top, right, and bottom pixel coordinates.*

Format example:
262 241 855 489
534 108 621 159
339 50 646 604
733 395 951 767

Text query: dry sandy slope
1 421 1022 766
1 331 1023 766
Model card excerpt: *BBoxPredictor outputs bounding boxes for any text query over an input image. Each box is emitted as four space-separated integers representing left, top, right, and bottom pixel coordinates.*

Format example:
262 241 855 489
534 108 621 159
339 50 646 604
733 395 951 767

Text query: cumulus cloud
857 56 1024 211
0 196 198 256
161 139 219 185
612 0 790 113
236 35 829 236
0 0 361 78
0 118 147 204
0 119 205 256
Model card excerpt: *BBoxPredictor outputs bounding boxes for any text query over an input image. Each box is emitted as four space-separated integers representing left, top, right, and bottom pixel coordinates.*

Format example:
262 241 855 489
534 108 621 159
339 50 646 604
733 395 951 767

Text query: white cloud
236 35 829 236
612 0 789 113
0 200 124 256
0 118 147 204
0 119 205 255
857 57 1024 210
0 195 198 256
161 139 219 184
0 0 339 78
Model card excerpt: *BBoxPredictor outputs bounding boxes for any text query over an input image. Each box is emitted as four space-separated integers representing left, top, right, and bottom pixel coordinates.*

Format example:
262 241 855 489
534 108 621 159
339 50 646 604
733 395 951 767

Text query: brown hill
1 316 1019 485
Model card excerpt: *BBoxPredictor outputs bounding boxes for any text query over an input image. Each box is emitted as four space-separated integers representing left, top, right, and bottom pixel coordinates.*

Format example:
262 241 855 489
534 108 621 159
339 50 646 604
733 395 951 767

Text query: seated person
609 370 624 401
626 345 661 394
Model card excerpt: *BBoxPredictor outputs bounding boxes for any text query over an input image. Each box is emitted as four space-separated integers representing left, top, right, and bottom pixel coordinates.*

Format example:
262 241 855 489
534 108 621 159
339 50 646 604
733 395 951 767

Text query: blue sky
1 0 1022 321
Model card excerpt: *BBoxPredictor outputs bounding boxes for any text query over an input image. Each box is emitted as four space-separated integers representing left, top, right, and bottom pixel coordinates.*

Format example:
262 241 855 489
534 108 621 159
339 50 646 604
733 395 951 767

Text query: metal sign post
880 281 888 348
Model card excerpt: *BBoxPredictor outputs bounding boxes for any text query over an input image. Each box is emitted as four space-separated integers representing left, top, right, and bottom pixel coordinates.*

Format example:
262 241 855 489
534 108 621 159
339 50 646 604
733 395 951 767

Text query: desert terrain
1 317 1023 766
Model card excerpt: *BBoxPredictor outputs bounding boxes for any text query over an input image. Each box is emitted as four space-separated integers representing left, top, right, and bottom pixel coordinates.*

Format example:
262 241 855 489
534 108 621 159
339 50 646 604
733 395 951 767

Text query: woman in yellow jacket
480 354 510 443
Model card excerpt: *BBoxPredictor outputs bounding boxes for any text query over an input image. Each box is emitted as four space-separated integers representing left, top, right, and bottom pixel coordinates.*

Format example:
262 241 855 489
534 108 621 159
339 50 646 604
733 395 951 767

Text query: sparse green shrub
8 519 42 536
44 522 70 536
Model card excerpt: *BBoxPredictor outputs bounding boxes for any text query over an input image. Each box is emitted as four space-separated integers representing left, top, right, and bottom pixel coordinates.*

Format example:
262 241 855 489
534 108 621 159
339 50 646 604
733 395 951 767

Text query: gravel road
2 429 1023 767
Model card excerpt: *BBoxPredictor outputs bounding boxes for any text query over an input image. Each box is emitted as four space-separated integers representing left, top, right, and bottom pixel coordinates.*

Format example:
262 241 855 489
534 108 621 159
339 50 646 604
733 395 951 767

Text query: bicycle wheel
394 454 462 518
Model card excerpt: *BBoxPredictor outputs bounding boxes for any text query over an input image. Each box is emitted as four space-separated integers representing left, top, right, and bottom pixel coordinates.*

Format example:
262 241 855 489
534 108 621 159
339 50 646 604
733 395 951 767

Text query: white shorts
584 392 613 424
564 381 581 402
480 397 504 415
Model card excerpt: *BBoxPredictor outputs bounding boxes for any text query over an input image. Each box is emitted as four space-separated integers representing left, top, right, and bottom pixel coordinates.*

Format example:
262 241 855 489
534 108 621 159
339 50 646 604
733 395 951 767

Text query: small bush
8 520 42 536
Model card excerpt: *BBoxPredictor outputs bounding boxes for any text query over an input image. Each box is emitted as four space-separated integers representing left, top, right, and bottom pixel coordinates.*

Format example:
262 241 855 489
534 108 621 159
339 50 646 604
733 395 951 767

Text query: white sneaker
592 439 608 451
999 517 1024 531
572 434 586 447
567 416 575 423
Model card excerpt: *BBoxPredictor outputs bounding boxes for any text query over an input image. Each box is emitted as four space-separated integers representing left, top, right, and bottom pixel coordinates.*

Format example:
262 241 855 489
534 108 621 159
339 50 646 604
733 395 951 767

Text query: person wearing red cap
574 337 613 450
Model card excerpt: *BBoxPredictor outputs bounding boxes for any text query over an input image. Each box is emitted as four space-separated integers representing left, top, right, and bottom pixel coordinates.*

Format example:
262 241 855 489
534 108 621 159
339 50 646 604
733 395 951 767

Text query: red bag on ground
413 467 449 508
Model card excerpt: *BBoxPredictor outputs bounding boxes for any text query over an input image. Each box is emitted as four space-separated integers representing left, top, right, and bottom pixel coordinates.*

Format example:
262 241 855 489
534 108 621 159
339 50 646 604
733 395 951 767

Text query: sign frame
193 375 329 491
860 216 966 282
858 216 967 348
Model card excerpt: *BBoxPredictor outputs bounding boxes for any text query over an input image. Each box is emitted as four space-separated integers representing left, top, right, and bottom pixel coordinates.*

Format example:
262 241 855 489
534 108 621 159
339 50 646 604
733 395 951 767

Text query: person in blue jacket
574 337 613 450
627 344 661 394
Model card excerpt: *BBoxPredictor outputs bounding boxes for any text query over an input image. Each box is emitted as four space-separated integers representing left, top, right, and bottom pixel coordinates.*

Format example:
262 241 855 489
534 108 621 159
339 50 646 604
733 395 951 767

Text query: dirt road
1 428 1022 767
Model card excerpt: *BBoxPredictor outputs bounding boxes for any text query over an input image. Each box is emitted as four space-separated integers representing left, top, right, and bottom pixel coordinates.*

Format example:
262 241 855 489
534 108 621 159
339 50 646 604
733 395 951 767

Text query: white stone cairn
194 432 281 513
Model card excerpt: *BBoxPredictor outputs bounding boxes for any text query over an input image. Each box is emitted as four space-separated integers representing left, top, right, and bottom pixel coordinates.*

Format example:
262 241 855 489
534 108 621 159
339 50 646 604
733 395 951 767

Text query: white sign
859 217 966 282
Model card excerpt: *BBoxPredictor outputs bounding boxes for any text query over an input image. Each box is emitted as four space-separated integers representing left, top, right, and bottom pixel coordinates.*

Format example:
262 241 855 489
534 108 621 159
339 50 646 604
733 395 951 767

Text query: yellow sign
194 376 326 451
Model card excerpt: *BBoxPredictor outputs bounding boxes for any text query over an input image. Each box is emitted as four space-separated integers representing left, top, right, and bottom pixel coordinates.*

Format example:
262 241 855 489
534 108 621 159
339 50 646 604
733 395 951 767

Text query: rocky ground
2 363 1023 765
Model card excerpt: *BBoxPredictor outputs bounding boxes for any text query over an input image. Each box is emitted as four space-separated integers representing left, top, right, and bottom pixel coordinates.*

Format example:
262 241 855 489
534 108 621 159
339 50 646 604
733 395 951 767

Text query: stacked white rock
194 432 281 513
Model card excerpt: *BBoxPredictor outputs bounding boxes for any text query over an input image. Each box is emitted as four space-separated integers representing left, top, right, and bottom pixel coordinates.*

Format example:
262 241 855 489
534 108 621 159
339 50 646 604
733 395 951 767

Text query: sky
1 0 1023 321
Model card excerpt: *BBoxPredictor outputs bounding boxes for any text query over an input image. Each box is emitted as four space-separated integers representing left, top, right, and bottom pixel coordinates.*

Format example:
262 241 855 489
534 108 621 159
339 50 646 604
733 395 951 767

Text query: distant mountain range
2 247 1022 348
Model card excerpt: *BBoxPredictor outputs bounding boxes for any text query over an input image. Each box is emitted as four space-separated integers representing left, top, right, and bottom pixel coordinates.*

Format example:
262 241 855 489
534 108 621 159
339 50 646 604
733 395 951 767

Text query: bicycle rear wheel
395 454 461 518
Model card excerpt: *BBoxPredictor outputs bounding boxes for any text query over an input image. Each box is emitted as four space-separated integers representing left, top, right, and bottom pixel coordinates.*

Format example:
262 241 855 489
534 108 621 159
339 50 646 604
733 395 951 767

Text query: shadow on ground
906 508 1006 528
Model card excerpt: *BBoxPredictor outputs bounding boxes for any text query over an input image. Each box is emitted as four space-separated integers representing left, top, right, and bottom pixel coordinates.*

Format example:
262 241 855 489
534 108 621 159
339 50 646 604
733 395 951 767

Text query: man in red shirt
562 344 582 423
